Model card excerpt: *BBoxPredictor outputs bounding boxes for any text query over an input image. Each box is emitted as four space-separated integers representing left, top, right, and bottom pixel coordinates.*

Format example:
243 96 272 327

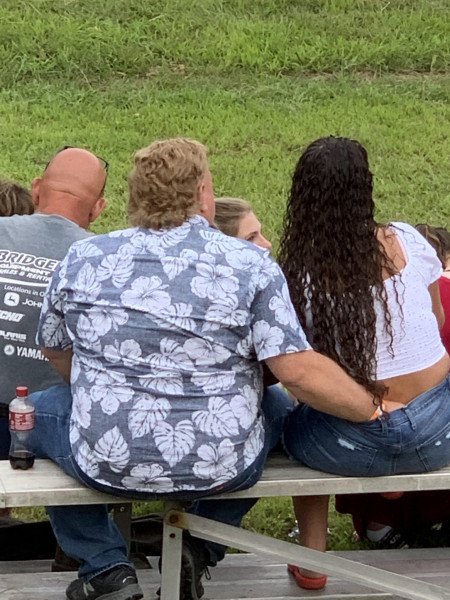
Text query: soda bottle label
9 410 34 431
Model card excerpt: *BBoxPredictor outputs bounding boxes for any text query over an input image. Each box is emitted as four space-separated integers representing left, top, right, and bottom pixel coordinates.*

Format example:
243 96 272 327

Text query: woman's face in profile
236 211 272 250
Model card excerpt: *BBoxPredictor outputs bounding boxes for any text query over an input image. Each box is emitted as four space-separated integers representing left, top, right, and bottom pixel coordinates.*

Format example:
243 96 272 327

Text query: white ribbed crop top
374 222 445 379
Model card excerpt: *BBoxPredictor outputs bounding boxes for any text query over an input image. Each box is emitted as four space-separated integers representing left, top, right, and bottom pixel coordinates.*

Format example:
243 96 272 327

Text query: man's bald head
31 147 107 229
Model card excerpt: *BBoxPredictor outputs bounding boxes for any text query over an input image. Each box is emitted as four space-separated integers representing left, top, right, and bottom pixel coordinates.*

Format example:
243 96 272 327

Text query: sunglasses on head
45 146 109 174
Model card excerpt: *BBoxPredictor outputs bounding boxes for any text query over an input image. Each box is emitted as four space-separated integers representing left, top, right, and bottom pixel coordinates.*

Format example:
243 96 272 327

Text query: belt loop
378 414 388 436
403 404 417 431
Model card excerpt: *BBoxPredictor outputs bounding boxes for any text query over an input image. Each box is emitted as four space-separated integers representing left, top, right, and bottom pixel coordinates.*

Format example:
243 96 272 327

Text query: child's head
0 179 34 217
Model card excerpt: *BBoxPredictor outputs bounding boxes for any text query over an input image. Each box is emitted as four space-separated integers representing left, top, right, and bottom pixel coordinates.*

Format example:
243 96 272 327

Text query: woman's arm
429 280 445 330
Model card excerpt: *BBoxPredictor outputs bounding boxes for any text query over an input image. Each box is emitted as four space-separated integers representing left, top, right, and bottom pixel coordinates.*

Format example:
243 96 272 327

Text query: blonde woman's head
214 197 271 249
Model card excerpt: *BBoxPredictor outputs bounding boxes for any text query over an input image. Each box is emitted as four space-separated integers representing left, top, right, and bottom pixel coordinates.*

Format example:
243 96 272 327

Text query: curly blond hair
128 138 209 229
214 197 252 237
0 179 34 216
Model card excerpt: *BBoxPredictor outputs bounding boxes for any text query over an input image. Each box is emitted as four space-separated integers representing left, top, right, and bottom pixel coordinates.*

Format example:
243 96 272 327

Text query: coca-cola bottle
9 386 35 470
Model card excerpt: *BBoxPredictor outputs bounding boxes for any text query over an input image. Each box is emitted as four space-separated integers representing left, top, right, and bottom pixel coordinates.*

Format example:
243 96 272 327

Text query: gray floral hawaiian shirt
37 216 310 494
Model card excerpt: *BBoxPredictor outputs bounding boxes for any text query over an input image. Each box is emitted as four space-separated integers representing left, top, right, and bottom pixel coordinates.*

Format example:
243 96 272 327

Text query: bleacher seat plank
2 456 450 508
1 551 450 600
0 460 124 508
2 457 450 599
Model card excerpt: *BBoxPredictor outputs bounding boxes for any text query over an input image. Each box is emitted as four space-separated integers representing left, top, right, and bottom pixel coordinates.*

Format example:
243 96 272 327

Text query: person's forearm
41 347 73 384
265 350 376 422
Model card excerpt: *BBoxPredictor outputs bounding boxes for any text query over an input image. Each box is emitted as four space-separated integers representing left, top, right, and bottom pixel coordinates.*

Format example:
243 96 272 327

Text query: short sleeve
36 253 72 350
249 254 311 361
393 222 442 286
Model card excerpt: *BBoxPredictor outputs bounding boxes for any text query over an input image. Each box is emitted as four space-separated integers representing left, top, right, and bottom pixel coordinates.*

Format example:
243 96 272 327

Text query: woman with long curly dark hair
279 136 450 589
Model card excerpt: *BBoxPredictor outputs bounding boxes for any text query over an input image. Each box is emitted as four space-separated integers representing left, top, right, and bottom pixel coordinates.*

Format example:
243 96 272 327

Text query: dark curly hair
278 136 398 405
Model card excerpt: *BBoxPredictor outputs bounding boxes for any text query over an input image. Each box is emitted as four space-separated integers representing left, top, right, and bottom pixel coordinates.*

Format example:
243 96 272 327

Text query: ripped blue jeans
283 375 450 476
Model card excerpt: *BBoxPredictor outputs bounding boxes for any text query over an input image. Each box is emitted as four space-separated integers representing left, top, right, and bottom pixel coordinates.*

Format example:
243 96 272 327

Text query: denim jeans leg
189 385 292 565
0 415 9 460
29 385 132 580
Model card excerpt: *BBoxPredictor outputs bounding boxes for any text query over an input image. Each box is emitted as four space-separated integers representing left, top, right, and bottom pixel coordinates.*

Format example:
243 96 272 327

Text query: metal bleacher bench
1 456 450 600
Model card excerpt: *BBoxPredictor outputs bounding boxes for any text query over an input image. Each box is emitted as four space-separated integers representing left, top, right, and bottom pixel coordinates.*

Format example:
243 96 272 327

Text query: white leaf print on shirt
71 355 81 384
40 313 69 348
140 338 192 395
200 229 238 254
48 286 64 314
198 252 216 265
139 370 184 396
183 338 230 366
153 420 195 467
161 249 197 280
69 422 80 445
243 419 264 467
128 394 171 439
159 338 194 366
83 357 104 383
269 283 299 329
193 439 237 483
252 320 285 359
229 386 258 430
77 313 100 345
76 440 100 478
73 263 101 302
91 371 134 415
192 397 240 438
121 276 171 312
72 241 104 260
72 386 92 429
108 228 136 239
149 303 196 332
225 247 264 271
86 307 128 337
254 256 281 290
202 296 248 332
97 254 134 287
118 231 165 258
156 223 192 249
122 464 174 492
104 339 143 366
236 331 253 358
94 426 130 473
191 371 235 394
190 263 239 301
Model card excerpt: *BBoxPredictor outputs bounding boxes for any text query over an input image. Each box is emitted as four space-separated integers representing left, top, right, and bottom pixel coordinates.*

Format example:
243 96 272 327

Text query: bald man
0 147 107 459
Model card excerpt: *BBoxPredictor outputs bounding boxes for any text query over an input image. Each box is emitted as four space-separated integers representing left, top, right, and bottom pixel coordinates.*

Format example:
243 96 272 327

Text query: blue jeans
190 384 292 565
28 383 292 579
0 414 9 460
283 375 450 477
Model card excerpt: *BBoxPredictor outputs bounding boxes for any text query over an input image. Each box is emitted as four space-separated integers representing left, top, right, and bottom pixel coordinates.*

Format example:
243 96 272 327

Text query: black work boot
158 533 210 600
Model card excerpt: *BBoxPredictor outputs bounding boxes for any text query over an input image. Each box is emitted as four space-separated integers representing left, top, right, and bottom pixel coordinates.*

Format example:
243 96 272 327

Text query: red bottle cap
15 386 29 397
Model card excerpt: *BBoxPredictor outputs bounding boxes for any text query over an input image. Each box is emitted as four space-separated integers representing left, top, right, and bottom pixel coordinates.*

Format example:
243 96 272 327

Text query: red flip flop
287 564 327 589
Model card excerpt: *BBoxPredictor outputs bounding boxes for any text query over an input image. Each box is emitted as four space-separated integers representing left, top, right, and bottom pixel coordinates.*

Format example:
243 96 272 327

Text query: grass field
3 0 450 551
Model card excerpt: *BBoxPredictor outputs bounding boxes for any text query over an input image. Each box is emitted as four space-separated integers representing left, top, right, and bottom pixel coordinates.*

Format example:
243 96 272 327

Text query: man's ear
31 177 41 208
89 197 106 224
196 179 207 213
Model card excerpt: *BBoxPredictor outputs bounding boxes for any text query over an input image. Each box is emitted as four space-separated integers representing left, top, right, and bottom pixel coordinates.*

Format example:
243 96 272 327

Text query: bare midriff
380 353 450 411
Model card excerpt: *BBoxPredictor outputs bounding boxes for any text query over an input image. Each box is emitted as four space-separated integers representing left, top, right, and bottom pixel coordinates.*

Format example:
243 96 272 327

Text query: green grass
4 0 450 550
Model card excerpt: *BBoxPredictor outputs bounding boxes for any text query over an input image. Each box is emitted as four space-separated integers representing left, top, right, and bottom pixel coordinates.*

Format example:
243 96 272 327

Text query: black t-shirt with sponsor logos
0 213 92 405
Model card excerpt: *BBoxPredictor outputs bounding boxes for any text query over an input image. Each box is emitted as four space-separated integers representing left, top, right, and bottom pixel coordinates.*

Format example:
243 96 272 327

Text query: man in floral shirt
30 138 377 600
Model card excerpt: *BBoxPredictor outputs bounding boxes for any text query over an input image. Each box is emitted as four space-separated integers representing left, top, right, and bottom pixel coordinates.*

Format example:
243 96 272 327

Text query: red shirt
438 276 450 356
